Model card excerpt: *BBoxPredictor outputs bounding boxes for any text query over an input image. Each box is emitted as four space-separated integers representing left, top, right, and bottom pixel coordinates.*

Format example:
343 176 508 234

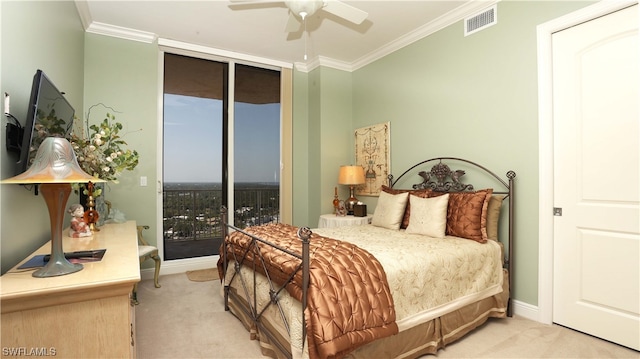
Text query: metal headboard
388 157 516 317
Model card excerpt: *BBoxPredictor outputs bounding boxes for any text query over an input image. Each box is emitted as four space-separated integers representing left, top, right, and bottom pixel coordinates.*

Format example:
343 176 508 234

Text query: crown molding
86 22 158 44
75 0 157 43
293 58 316 73
349 0 499 71
294 55 353 73
74 0 92 30
159 38 293 70
318 56 353 72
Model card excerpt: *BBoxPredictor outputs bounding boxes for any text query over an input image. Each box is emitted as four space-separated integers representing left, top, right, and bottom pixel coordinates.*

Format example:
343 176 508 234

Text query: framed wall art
354 122 390 196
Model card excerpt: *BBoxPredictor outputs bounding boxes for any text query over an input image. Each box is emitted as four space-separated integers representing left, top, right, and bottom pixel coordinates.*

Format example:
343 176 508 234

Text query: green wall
307 69 322 225
83 33 158 263
0 1 85 274
306 67 354 227
293 66 355 228
351 1 594 305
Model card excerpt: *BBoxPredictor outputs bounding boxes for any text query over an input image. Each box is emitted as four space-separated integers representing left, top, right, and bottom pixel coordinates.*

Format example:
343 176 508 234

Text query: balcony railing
162 187 280 243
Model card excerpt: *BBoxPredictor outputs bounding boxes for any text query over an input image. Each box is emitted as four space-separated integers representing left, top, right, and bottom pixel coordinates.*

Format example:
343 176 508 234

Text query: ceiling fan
229 0 369 33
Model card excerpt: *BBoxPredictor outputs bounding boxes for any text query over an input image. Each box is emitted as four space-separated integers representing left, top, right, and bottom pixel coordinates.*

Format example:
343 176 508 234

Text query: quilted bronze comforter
217 223 398 359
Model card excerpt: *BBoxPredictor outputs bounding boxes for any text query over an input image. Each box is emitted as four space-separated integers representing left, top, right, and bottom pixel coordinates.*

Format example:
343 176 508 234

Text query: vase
94 190 108 226
79 183 108 227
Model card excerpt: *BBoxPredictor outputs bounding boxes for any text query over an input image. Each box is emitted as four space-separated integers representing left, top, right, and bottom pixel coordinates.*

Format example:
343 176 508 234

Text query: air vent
464 5 497 36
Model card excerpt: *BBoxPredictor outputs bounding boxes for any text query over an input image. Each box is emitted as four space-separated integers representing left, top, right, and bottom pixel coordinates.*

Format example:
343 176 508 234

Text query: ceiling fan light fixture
284 0 324 18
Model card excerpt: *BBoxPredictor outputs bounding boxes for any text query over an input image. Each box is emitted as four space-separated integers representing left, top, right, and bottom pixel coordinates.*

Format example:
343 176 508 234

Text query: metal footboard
221 207 310 357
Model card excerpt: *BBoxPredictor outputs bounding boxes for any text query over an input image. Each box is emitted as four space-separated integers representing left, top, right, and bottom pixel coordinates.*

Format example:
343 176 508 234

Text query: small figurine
68 203 92 238
336 200 347 217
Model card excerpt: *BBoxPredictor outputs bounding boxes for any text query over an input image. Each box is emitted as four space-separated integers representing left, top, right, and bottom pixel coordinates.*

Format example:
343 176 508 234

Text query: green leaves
68 109 140 183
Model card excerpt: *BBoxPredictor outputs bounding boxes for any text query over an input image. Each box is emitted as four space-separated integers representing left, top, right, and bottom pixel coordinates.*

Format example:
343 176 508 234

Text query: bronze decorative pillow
443 188 493 243
381 185 433 229
486 195 505 241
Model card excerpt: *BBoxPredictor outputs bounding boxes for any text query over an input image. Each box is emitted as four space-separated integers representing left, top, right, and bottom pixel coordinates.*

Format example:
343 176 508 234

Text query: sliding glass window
233 64 281 229
162 53 282 260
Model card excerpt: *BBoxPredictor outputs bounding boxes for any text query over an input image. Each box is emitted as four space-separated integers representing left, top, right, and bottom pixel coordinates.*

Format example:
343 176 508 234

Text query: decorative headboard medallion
412 162 474 192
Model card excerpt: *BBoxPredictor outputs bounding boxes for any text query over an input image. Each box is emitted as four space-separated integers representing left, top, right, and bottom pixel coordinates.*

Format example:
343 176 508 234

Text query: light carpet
135 273 639 358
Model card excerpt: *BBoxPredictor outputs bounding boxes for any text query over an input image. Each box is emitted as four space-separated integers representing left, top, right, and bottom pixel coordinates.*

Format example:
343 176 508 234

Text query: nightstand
318 214 373 228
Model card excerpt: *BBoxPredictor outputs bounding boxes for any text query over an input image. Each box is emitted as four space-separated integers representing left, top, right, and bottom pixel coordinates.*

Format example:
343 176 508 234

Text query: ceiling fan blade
285 12 301 32
322 0 368 25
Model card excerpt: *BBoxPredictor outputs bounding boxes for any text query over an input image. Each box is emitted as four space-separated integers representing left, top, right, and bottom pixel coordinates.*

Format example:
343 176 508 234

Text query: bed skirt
224 269 509 359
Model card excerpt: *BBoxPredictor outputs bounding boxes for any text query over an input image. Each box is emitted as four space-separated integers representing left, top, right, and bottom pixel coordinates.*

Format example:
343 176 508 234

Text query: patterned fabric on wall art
355 122 390 196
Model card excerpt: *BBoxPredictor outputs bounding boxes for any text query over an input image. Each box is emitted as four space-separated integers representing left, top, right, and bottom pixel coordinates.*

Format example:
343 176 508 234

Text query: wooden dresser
1 221 140 358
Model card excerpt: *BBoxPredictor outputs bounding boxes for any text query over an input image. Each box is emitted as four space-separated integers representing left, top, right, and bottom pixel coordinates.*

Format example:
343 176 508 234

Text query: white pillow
371 191 409 230
405 193 449 238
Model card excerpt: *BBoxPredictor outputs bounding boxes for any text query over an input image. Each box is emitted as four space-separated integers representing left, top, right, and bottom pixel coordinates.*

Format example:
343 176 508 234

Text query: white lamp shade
2 137 103 184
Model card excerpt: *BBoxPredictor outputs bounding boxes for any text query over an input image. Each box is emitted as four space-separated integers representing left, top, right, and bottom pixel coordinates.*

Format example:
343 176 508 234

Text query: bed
218 157 515 359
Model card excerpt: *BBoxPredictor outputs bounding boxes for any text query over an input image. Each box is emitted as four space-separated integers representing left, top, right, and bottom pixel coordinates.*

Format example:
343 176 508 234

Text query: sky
163 94 280 183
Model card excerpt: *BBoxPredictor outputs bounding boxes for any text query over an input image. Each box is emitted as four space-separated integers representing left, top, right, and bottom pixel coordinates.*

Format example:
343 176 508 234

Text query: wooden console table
0 221 140 358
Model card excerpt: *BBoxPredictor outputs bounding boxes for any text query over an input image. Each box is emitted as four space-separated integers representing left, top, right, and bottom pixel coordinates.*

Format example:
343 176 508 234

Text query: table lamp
2 137 104 277
338 165 365 215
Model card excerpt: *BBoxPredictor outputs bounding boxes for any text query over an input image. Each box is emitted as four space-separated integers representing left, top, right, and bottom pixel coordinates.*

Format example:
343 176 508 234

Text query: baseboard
140 255 219 281
512 299 540 322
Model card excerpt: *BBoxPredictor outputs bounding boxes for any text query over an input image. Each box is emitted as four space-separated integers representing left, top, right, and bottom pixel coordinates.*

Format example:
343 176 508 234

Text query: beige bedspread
314 224 504 331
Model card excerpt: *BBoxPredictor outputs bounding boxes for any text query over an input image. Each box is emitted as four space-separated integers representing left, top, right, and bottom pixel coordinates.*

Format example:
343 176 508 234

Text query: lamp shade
338 165 365 185
2 137 102 184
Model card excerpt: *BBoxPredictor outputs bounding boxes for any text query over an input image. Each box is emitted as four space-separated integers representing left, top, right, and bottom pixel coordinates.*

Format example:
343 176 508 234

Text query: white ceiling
76 1 497 71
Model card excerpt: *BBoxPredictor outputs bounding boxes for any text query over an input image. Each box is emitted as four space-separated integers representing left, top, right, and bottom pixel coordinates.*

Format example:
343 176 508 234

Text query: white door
552 5 639 350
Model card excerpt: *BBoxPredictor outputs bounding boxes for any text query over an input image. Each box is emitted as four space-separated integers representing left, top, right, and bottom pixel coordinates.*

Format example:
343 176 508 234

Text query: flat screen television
16 69 75 175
